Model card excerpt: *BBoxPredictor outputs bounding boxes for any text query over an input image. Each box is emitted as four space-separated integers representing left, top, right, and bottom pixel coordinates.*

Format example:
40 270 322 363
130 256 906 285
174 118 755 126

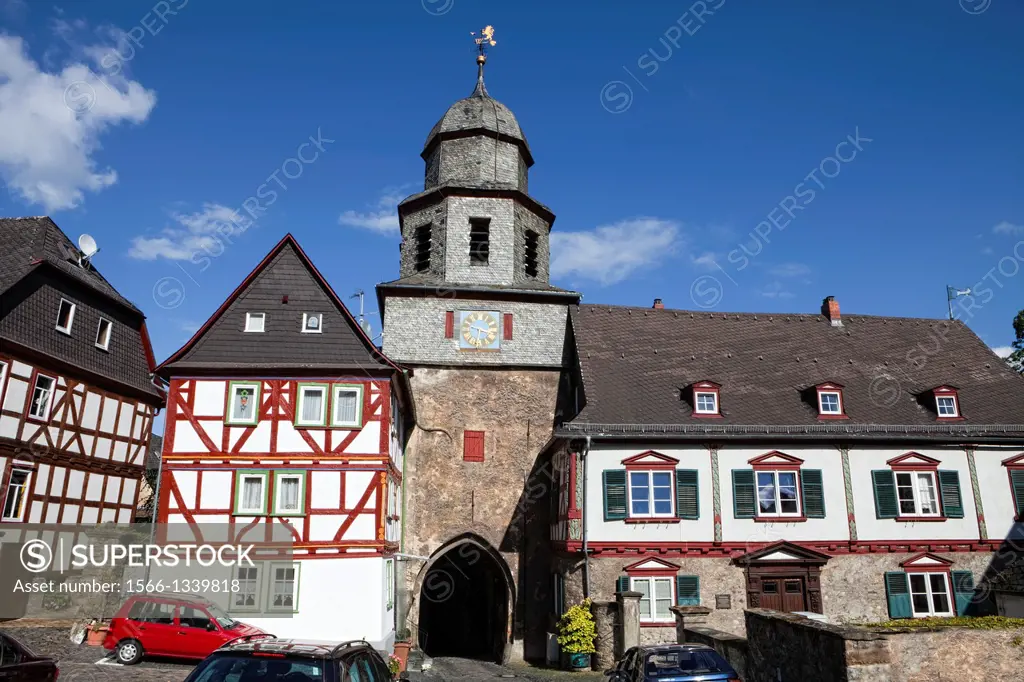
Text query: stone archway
414 534 514 663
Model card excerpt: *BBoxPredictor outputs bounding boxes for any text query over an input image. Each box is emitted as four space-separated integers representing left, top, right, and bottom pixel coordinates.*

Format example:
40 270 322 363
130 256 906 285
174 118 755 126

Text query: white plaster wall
717 446 849 543
194 381 226 416
850 446 979 542
973 446 1023 541
201 471 233 509
584 445 715 543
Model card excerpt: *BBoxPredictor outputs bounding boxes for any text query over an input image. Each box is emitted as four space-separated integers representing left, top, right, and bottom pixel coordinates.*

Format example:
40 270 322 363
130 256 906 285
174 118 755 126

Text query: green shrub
557 599 597 654
866 616 1024 630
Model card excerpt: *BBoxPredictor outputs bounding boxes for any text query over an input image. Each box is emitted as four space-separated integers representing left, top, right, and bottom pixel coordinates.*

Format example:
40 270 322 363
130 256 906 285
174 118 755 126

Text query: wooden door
782 578 807 612
760 579 784 611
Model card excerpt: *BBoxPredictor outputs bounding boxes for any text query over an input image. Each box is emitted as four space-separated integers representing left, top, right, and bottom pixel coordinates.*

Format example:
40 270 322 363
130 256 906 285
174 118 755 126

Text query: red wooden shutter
444 311 454 338
464 430 485 462
503 313 513 340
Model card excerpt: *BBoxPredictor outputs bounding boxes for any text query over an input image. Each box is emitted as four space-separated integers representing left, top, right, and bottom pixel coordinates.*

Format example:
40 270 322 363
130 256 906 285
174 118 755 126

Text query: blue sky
1 0 1023 366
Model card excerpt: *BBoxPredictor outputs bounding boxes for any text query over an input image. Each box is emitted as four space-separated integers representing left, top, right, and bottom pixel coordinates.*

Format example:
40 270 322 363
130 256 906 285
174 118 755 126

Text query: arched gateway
415 535 514 662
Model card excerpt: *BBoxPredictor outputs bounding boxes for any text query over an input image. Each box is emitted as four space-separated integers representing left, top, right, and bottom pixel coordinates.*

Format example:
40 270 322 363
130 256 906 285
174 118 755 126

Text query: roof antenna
946 286 971 321
77 234 99 269
350 289 379 339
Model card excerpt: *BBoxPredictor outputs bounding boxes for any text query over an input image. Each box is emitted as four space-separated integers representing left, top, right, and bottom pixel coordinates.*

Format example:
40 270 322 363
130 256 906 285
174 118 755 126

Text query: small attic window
469 218 490 266
245 312 265 333
691 381 721 418
56 298 76 335
302 313 323 333
932 386 961 419
414 224 432 272
524 230 539 278
814 383 848 419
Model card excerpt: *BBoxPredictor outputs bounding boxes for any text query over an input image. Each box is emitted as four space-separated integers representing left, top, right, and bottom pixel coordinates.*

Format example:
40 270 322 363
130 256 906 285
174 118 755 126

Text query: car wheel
115 639 144 665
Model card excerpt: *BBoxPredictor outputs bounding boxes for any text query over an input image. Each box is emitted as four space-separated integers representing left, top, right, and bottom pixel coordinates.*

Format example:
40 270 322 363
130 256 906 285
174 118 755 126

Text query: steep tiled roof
0 217 140 312
158 235 403 375
564 303 1024 440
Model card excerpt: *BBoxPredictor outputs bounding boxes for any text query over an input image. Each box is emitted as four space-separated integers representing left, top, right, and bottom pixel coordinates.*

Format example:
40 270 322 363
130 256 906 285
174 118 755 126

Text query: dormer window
56 298 76 334
814 383 848 419
931 386 961 420
690 381 721 418
95 318 112 350
302 313 322 333
245 312 266 333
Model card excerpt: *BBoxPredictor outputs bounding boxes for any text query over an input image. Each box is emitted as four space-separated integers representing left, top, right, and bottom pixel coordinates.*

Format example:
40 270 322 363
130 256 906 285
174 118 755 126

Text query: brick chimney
822 296 841 326
653 298 664 309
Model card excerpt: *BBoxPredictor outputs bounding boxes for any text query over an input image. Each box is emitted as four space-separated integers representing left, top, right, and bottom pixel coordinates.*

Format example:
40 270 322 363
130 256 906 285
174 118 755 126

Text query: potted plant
387 653 402 679
556 599 596 671
86 620 109 646
393 628 412 671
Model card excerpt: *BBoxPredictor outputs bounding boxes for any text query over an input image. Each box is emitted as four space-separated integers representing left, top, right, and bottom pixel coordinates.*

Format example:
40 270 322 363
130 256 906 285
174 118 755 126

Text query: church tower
377 34 579 663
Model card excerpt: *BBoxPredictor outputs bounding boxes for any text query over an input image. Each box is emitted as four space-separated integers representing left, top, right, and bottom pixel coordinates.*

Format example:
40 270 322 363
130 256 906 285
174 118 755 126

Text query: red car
103 593 266 665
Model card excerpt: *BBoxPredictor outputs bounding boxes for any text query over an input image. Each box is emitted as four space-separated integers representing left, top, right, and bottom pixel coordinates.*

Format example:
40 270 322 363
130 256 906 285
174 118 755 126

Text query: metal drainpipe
582 435 592 597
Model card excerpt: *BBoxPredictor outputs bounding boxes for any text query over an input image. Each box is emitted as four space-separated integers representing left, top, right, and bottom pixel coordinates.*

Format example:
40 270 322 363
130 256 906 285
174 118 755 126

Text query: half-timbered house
155 234 412 650
549 296 1024 641
0 217 163 616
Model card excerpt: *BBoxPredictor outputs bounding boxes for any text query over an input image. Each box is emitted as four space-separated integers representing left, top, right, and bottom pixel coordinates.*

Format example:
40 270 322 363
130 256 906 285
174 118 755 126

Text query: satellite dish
78 234 98 258
360 320 373 336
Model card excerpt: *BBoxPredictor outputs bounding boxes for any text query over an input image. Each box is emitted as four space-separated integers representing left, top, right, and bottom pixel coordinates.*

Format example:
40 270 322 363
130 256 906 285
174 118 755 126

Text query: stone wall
885 626 1024 681
399 202 447 279
434 136 525 190
512 203 551 285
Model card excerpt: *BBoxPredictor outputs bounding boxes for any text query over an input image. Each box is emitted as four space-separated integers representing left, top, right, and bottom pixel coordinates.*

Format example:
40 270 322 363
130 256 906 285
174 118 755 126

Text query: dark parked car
183 637 393 682
607 644 740 682
0 631 58 682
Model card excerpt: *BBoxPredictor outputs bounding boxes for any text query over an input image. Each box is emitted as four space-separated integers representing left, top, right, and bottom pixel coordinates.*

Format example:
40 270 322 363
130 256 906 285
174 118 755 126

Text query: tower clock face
458 310 500 350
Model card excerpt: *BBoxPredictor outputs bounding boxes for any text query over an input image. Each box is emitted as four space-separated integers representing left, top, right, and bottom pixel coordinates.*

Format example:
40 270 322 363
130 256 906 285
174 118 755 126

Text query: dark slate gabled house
154 233 413 650
0 216 162 533
547 297 1024 640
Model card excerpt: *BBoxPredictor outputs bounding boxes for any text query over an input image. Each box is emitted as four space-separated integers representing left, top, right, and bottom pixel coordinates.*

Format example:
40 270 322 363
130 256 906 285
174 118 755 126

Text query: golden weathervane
471 25 496 64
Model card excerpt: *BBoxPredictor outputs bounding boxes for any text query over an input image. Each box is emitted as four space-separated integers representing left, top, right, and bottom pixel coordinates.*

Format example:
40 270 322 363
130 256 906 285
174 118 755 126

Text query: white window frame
234 472 268 515
95 317 112 350
755 470 802 517
936 395 959 418
895 470 941 517
818 391 842 415
908 572 954 617
226 382 261 425
231 564 262 612
330 384 364 428
244 312 266 333
55 298 76 335
627 470 675 519
27 374 56 421
1 468 32 522
694 391 718 415
630 576 675 623
0 361 8 405
385 559 394 611
267 562 300 612
301 312 323 334
295 384 328 427
272 471 305 516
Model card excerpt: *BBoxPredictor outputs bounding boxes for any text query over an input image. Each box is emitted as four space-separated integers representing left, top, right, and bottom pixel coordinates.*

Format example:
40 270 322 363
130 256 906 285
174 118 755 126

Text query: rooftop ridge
576 302 963 325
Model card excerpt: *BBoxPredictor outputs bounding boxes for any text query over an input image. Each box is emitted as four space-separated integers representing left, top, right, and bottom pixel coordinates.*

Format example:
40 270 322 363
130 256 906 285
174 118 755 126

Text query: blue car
606 644 741 682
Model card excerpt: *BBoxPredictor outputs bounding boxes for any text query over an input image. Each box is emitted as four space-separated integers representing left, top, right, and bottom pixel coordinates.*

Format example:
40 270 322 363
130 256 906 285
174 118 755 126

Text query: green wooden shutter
616 576 630 594
676 575 700 606
1012 470 1024 518
872 470 899 519
801 469 826 519
733 469 756 518
937 470 964 518
676 469 699 520
884 572 912 619
952 570 975 616
603 470 627 521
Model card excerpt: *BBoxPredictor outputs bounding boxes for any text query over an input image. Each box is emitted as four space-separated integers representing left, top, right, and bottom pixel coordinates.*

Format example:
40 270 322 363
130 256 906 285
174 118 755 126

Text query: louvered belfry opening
418 541 510 662
414 224 432 272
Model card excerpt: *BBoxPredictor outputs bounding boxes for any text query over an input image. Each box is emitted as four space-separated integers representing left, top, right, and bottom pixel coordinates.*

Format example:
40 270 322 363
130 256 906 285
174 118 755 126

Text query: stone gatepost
616 590 642 654
590 600 618 671
669 606 713 644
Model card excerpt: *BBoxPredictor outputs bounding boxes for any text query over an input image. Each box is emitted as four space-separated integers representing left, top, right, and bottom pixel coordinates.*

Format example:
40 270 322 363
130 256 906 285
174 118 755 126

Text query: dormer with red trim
814 382 849 420
930 386 964 421
689 380 722 418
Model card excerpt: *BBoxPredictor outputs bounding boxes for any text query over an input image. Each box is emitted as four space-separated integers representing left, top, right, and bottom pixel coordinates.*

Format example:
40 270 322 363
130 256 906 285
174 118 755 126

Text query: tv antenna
946 286 972 321
77 234 99 268
350 290 379 339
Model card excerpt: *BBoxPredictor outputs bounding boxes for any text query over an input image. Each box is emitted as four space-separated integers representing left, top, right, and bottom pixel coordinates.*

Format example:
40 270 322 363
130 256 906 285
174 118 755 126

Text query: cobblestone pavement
415 657 605 682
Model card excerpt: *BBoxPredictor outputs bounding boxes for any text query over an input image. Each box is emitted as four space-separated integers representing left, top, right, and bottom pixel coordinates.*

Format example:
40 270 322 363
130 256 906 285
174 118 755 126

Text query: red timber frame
0 351 156 525
157 377 398 559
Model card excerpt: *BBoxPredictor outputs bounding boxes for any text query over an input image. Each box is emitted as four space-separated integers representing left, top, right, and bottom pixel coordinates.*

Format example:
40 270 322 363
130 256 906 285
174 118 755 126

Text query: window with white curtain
233 565 261 610
235 473 267 514
331 385 363 427
269 564 299 611
273 472 304 515
631 576 674 622
295 384 327 426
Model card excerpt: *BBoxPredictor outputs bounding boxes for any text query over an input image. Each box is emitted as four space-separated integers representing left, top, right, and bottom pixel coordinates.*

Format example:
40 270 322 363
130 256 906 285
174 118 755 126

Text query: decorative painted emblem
458 311 500 350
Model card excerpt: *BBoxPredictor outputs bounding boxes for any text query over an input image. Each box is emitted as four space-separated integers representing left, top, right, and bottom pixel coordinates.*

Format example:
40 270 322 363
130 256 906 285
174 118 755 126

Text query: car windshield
643 650 728 676
202 602 238 629
189 654 324 682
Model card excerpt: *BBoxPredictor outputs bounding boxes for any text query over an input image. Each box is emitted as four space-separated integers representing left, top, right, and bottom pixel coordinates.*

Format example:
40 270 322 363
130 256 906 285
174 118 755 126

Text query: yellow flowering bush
557 598 597 654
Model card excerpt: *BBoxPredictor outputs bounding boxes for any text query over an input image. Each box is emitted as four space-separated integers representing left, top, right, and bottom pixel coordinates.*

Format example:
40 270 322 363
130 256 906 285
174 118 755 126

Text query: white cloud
339 187 410 235
551 217 680 286
760 281 795 299
128 204 249 260
768 263 811 278
993 221 1024 235
991 346 1013 359
0 33 156 211
691 252 721 270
